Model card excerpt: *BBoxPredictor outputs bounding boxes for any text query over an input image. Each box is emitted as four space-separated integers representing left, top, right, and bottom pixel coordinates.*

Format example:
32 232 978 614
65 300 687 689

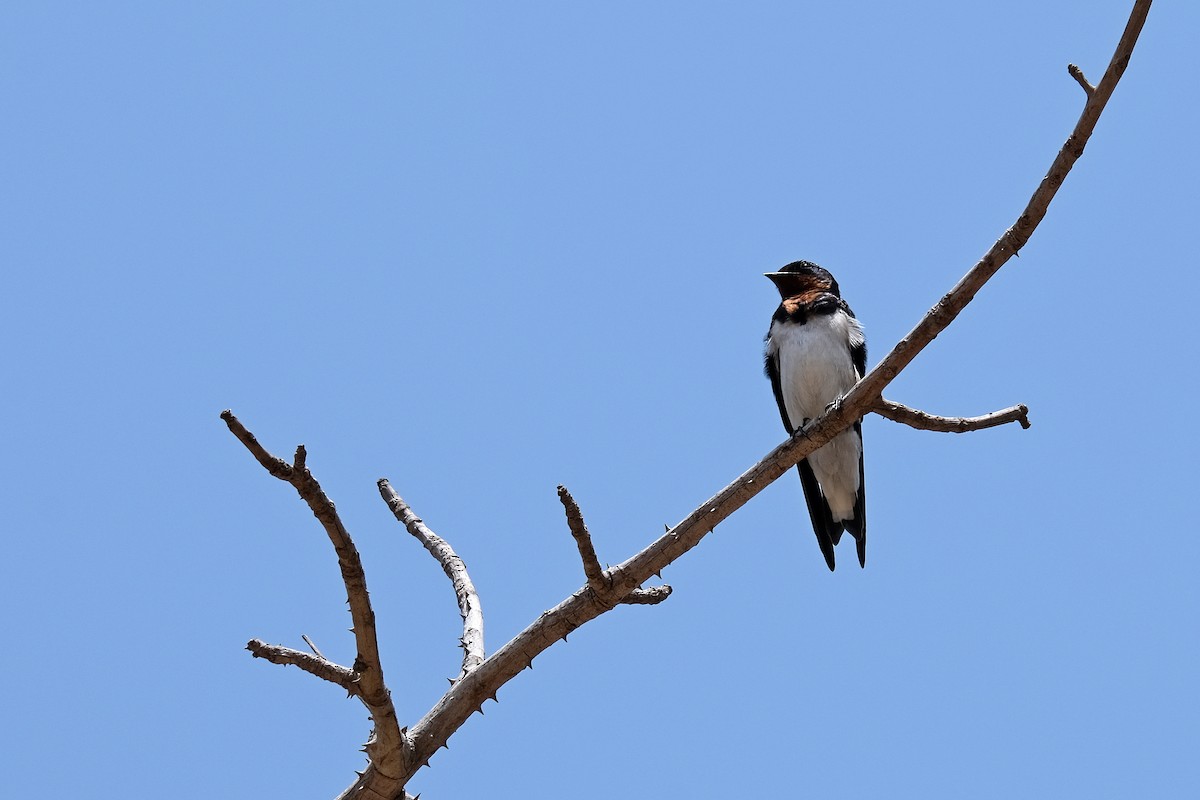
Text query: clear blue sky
2 2 1195 798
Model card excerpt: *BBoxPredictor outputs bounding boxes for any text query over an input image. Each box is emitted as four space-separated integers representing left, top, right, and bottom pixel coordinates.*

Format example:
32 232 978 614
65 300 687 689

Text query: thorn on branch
1068 63 1096 97
302 634 325 659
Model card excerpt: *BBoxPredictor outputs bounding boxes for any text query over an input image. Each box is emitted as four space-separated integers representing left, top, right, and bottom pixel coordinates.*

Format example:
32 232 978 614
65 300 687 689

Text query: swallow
763 260 867 570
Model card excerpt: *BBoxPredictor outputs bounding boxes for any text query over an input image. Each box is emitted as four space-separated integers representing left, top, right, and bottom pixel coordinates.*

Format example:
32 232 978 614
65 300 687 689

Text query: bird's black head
764 260 841 300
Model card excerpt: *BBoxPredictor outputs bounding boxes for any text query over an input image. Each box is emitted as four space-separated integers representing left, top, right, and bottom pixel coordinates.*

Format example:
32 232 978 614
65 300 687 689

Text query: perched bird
763 261 867 570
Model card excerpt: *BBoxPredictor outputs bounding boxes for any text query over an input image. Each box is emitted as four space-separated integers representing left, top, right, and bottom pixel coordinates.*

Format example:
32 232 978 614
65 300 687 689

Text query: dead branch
557 485 609 593
873 398 1031 433
220 410 410 783
247 639 361 698
386 1 1154 789
226 3 1152 798
378 479 485 681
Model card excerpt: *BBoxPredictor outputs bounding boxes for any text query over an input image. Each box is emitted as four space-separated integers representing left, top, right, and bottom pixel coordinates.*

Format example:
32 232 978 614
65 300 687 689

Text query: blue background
2 2 1195 798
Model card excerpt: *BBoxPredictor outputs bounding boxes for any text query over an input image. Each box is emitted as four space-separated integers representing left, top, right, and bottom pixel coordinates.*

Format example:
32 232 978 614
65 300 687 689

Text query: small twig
619 586 673 605
302 634 325 659
378 479 485 680
1068 63 1095 97
557 485 609 593
872 398 1031 433
247 639 362 698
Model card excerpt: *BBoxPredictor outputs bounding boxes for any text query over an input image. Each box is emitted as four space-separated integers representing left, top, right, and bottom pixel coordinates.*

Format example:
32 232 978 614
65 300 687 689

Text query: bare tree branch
872 398 1031 433
378 479 484 682
221 411 409 778
557 485 609 593
228 4 1153 798
846 0 1151 410
383 5 1155 794
247 639 362 698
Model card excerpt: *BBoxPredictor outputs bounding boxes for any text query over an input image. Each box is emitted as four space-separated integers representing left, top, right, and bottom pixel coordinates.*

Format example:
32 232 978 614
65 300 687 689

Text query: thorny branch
247 639 362 698
220 410 410 782
378 479 485 682
225 3 1151 799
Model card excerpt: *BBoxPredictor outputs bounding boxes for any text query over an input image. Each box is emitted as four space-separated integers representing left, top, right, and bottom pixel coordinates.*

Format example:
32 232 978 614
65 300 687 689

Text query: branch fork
558 485 672 606
221 410 411 791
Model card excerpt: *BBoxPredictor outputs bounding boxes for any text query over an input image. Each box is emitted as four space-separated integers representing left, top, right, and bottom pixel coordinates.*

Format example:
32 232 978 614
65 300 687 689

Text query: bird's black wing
797 459 839 571
840 299 868 568
842 299 868 379
765 336 840 571
844 420 867 568
763 341 794 435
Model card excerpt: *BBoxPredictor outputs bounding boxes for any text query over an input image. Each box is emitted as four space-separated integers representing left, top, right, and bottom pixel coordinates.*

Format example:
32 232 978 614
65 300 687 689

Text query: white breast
768 310 862 427
767 309 864 522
